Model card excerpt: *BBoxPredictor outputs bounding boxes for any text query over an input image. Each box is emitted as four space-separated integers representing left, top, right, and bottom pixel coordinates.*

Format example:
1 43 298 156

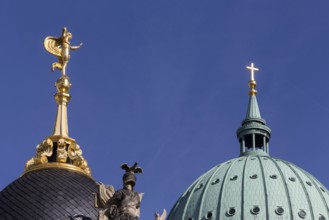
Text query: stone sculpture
95 163 143 220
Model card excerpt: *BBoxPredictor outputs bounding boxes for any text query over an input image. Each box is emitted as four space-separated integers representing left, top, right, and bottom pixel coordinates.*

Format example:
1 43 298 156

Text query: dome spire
246 63 261 119
23 28 90 177
236 62 271 156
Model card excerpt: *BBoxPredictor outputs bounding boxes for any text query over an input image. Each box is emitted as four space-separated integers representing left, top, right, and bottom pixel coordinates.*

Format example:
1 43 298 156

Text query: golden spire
246 62 259 96
23 28 90 177
43 27 83 137
53 76 71 137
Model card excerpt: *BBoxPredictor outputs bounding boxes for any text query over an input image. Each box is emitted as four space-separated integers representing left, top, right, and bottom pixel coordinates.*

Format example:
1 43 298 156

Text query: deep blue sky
1 1 329 219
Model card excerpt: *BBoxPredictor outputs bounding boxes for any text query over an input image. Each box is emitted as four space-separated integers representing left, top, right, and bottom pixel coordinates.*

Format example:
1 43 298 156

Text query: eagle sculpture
121 162 143 174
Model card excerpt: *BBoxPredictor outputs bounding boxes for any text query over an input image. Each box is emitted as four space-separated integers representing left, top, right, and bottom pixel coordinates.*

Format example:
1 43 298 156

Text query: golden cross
246 62 259 81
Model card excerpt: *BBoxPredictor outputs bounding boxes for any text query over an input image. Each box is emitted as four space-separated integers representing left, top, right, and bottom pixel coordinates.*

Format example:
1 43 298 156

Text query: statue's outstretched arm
70 43 83 50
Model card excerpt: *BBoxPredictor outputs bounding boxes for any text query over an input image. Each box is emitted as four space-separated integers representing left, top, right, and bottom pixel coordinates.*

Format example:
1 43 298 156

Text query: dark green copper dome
168 63 329 220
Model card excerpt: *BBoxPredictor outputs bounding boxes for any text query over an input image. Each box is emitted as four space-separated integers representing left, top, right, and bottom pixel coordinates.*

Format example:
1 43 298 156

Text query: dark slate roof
0 168 99 220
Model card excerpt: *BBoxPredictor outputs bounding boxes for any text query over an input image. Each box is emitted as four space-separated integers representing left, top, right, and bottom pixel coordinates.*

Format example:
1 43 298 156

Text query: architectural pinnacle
23 28 90 177
236 62 271 156
42 27 82 137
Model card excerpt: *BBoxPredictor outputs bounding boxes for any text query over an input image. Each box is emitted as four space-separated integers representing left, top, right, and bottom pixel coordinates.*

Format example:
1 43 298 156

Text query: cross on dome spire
246 62 259 96
236 62 271 156
246 62 259 81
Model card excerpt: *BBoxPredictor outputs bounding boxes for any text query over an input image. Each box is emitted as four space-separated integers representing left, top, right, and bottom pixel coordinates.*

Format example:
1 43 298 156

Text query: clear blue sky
1 1 329 219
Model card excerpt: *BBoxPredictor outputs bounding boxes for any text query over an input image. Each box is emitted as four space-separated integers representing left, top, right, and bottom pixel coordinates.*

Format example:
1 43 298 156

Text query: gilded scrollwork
25 138 53 169
24 137 91 176
68 142 91 175
68 142 82 159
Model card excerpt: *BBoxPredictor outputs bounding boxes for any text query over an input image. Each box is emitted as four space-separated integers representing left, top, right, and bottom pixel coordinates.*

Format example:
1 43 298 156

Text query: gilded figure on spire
24 28 91 177
44 27 82 76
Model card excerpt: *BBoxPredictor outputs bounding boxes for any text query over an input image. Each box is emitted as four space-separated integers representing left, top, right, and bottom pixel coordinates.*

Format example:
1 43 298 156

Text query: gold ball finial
248 80 257 96
54 75 72 106
55 75 71 93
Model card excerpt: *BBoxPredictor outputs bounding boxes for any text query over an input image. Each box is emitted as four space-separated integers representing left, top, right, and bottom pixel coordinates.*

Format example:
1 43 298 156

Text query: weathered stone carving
155 210 167 220
95 182 116 220
96 163 143 220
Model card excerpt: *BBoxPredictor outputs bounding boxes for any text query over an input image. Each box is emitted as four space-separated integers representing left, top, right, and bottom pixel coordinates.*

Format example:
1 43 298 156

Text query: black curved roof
0 168 98 220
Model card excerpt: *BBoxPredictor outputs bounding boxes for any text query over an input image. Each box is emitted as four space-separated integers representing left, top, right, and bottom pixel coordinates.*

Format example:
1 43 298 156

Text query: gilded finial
246 62 259 96
23 28 91 177
44 27 82 76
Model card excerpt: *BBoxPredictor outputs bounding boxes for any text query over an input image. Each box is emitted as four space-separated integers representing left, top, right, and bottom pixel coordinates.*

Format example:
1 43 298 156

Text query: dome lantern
236 63 271 156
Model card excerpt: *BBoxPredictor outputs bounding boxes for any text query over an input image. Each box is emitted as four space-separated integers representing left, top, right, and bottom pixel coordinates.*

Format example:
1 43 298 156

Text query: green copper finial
246 62 259 96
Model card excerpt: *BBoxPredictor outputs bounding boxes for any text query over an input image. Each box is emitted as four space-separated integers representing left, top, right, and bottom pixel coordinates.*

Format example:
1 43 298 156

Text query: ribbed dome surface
0 168 98 220
168 153 329 220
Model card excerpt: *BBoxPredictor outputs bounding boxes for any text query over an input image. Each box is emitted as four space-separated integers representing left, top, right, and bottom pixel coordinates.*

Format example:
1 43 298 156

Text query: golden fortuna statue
44 27 82 75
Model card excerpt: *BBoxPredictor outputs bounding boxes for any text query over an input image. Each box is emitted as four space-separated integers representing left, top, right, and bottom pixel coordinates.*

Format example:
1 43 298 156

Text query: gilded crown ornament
24 28 91 177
